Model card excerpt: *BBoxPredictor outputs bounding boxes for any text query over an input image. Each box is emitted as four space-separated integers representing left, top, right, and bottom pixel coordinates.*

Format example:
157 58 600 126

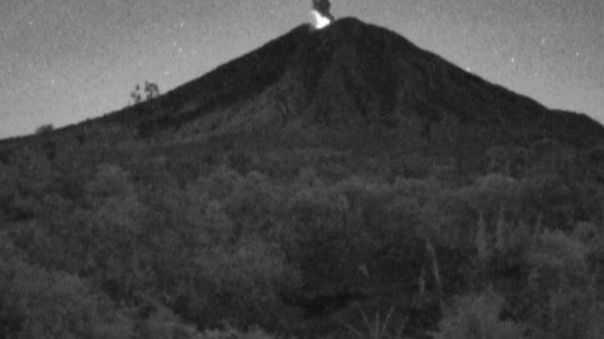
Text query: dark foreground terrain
1 18 604 338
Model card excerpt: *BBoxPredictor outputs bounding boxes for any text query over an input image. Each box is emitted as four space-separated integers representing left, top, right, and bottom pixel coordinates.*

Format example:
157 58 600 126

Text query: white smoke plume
312 0 334 29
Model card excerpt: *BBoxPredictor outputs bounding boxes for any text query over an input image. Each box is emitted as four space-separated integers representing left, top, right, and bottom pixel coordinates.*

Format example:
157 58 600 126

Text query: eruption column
312 0 334 29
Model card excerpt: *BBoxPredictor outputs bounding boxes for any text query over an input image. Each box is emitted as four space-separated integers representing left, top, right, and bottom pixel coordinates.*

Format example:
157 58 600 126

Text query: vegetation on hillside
1 121 604 339
130 81 161 105
1 17 603 339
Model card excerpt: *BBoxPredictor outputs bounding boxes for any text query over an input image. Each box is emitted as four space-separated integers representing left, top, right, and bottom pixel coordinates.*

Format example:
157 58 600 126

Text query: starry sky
1 0 602 139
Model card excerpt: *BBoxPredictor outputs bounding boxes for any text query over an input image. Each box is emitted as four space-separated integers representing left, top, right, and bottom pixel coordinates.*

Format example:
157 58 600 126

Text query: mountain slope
93 17 604 150
2 17 603 154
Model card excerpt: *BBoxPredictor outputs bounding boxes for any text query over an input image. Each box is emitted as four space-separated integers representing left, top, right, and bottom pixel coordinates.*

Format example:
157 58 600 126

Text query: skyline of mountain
1 0 602 139
4 17 599 152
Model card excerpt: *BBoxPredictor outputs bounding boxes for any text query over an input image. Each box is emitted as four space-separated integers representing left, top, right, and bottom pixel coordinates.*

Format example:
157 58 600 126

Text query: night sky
1 0 602 139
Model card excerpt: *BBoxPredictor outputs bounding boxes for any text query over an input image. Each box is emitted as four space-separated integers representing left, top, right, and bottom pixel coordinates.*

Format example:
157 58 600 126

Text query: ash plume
312 0 335 21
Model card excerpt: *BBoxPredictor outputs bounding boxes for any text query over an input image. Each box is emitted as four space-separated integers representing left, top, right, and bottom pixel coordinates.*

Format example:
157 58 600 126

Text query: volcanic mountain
4 18 604 338
107 18 603 141
2 17 604 175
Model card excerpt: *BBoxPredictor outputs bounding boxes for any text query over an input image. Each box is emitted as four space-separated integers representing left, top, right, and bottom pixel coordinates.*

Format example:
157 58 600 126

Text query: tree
130 84 143 104
0 255 134 338
434 291 525 339
144 81 160 100
525 230 595 338
35 124 54 136
130 81 160 105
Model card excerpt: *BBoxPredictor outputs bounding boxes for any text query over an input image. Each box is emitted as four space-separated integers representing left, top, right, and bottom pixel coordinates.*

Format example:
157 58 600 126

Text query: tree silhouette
144 81 160 100
130 84 143 105
130 81 160 105
35 124 54 136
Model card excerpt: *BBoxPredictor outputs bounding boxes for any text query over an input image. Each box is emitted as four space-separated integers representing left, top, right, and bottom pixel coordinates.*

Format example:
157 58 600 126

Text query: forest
1 119 604 339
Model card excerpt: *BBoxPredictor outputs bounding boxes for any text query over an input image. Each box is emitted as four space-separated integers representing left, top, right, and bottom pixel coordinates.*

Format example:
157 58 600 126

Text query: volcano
2 17 604 176
3 18 604 338
98 18 603 151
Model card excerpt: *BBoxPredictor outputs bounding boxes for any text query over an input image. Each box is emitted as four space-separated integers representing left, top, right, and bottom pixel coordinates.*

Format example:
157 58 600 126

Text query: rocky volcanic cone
96 18 602 153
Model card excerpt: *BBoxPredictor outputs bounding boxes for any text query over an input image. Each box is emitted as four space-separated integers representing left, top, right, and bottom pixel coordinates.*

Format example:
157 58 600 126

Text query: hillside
2 18 603 162
1 18 604 339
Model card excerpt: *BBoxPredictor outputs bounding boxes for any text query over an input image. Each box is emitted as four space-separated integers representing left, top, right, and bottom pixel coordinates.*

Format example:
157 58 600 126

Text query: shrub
189 239 301 330
525 230 595 338
35 124 54 136
0 255 134 338
433 291 525 339
86 164 135 201
200 326 276 339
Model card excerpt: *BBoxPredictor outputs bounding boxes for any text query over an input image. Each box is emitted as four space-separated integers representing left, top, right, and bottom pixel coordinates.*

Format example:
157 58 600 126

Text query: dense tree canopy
1 123 604 338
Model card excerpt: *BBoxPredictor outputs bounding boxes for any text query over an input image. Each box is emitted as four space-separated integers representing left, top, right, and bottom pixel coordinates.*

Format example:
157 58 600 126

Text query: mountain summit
3 17 604 169
95 18 603 152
